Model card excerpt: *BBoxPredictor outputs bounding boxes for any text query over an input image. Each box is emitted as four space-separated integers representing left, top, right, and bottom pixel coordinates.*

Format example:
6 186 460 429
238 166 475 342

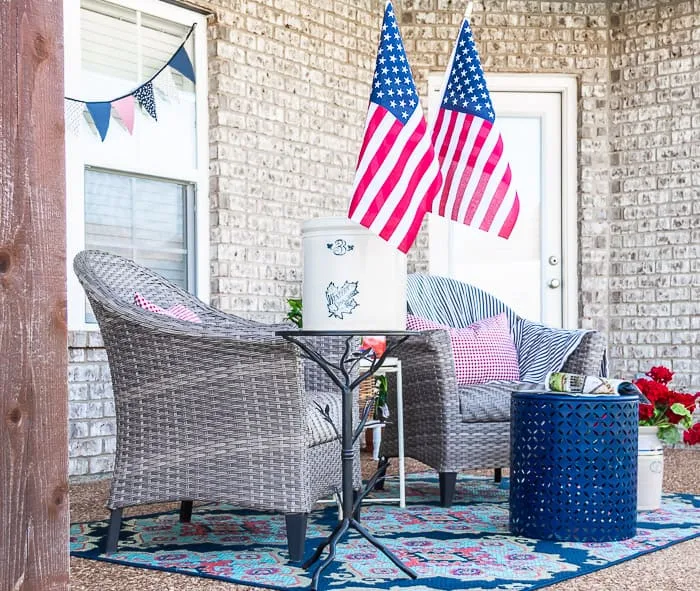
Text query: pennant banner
64 100 85 137
133 83 157 121
169 46 196 83
85 102 111 141
64 24 195 142
112 96 135 135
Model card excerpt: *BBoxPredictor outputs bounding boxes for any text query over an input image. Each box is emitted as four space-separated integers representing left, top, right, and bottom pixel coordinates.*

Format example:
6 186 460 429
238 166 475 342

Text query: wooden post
0 1 69 590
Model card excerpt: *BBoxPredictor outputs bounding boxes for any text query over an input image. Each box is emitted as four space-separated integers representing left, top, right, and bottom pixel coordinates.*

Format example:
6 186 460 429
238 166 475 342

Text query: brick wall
196 0 381 322
608 0 700 389
68 332 114 477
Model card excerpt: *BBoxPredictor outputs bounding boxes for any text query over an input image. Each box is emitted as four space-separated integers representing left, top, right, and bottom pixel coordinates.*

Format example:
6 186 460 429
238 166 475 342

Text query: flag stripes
350 106 441 252
348 1 442 254
430 17 520 239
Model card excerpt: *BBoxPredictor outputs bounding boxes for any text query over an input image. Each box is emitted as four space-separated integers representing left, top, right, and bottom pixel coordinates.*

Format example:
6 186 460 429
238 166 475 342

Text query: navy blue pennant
85 102 111 141
168 46 195 83
133 83 157 121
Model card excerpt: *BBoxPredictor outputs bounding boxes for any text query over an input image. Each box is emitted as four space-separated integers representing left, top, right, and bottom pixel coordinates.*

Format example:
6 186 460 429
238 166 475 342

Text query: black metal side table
276 330 418 591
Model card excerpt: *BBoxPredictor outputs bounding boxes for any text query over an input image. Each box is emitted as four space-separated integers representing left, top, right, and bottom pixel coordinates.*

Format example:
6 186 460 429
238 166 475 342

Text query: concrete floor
70 448 700 591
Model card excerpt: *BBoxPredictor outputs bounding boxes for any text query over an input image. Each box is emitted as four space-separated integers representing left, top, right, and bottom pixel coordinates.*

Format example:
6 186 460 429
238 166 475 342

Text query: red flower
639 404 654 421
647 366 674 384
634 378 670 405
670 391 698 413
683 423 700 446
635 365 699 443
361 336 386 357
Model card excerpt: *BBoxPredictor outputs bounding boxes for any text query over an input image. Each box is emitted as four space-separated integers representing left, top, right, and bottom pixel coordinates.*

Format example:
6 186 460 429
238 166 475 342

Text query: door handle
548 279 561 289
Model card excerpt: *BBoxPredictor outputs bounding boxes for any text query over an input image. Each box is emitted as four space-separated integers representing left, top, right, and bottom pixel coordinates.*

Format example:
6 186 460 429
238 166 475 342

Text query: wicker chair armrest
560 331 608 376
393 329 460 426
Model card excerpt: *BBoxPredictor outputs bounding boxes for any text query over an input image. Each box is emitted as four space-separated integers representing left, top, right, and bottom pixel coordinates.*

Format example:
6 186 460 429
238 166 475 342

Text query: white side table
360 357 406 508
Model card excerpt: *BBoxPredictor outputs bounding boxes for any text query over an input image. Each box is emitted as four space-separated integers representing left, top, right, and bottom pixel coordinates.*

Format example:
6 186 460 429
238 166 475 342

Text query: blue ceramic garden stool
509 392 638 542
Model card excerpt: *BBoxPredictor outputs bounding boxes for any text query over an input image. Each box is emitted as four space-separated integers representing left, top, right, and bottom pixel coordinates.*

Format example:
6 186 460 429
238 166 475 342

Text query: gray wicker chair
381 274 608 507
73 250 359 562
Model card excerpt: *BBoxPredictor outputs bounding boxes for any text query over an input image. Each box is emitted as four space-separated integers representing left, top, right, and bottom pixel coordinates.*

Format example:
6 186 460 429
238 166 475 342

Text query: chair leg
494 468 502 484
439 472 457 508
104 508 123 554
285 513 308 562
179 500 193 523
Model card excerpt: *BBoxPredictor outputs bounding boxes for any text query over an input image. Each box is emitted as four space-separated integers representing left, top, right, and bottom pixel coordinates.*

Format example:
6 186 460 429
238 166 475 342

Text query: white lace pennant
64 99 84 137
154 67 180 105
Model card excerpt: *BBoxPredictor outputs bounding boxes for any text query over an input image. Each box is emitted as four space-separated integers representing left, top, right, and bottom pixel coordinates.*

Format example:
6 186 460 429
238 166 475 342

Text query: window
64 0 209 329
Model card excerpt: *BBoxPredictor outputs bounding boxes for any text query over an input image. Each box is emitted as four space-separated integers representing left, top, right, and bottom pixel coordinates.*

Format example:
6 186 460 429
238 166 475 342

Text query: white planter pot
302 217 407 331
637 425 664 511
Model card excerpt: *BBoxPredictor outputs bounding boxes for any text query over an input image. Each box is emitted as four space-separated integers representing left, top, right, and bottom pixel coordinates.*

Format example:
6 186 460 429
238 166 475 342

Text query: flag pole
428 2 474 137
431 1 474 271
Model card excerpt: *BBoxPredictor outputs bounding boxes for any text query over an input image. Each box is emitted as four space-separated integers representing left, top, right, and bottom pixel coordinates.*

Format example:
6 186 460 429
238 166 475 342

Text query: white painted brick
69 458 89 477
89 456 114 475
69 438 101 457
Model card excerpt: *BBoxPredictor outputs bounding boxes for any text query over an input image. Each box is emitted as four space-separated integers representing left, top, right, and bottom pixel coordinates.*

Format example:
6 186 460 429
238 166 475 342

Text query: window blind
84 168 191 290
80 0 193 95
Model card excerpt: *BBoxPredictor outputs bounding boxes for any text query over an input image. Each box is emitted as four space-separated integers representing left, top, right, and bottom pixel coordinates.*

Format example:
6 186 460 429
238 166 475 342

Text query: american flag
431 18 520 239
348 1 442 254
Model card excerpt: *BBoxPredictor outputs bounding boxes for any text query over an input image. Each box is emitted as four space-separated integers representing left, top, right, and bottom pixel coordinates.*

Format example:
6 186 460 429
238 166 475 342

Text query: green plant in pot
287 298 302 328
374 375 389 421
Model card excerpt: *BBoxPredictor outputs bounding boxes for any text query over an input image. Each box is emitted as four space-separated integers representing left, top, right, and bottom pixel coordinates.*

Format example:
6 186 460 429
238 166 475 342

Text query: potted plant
633 366 699 510
364 374 389 459
286 298 302 328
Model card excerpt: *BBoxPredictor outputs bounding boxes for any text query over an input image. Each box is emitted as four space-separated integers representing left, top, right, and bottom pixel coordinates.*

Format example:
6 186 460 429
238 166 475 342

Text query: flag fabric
431 18 520 239
348 1 442 254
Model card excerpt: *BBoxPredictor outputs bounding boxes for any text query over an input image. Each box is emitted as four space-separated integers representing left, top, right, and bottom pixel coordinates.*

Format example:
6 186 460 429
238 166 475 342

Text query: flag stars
439 20 495 123
369 4 417 123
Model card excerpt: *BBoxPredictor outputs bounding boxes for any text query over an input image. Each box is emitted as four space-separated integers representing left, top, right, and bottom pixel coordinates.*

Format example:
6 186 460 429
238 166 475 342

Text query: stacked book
542 372 649 403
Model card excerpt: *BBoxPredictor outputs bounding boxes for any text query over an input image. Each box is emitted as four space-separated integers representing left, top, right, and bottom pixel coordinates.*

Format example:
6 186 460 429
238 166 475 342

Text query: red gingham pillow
133 292 201 323
406 313 519 385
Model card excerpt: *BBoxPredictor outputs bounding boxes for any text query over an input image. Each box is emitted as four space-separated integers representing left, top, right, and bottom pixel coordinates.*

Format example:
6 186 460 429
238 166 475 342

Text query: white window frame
64 0 209 331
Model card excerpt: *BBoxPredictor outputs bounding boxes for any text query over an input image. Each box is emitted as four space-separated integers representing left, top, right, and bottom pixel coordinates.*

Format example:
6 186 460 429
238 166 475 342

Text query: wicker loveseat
381 274 608 507
74 250 359 561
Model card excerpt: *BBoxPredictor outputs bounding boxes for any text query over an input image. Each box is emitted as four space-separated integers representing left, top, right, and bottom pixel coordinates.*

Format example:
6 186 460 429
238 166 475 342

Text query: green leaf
669 402 692 419
658 424 681 444
286 298 303 328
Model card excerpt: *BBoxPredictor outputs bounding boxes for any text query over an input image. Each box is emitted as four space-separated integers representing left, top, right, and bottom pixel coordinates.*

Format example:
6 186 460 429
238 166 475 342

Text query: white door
428 75 577 328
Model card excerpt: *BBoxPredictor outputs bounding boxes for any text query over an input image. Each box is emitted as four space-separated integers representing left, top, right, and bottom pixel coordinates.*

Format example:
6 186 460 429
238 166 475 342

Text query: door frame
427 73 579 329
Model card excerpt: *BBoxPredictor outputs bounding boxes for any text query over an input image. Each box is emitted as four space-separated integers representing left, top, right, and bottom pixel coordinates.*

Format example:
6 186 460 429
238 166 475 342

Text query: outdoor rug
70 473 700 591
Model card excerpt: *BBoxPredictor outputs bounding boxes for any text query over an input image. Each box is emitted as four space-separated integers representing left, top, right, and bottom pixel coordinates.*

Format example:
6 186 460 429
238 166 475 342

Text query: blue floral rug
71 474 700 590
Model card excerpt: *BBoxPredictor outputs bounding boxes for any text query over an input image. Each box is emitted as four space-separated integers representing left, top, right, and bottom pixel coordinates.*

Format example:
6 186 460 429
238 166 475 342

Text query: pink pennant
112 95 135 134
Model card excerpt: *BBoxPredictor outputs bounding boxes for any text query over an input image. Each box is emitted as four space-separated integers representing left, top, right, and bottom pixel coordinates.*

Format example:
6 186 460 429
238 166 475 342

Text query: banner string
65 22 197 104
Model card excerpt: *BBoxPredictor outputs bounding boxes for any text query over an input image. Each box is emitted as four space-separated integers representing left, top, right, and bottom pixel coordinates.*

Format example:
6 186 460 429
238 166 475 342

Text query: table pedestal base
276 330 418 590
304 515 417 591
